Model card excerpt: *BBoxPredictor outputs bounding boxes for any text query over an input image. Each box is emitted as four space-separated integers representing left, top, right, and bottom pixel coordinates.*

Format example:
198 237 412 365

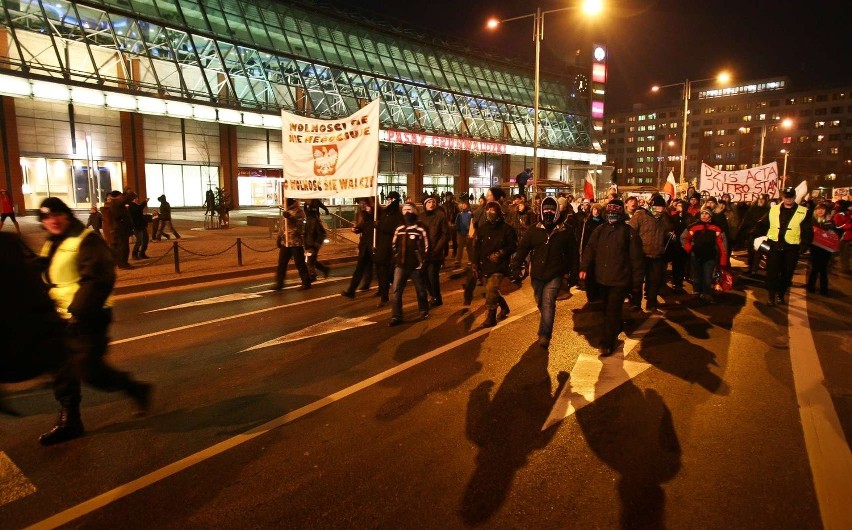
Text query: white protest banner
699 162 780 202
833 187 849 201
281 100 379 199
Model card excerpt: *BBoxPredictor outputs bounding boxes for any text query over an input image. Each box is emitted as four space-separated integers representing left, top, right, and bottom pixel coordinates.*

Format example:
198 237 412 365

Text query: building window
815 121 826 128
830 120 841 127
786 98 796 105
831 106 843 114
814 108 827 115
799 110 812 117
742 115 752 122
816 94 828 102
703 130 713 137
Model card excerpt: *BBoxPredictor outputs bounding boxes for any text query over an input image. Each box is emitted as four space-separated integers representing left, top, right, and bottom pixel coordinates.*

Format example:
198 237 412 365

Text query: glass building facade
0 0 605 209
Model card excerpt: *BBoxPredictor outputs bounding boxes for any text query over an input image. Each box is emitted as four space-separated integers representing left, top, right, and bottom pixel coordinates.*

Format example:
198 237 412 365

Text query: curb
113 253 359 295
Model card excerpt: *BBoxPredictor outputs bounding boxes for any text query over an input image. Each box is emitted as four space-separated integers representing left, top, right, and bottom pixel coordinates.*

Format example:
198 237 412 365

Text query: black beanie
39 197 73 219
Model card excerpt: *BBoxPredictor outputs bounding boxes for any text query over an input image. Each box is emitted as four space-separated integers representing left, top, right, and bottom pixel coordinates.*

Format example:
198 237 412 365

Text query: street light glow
782 118 794 128
582 0 604 16
486 18 499 29
717 71 731 84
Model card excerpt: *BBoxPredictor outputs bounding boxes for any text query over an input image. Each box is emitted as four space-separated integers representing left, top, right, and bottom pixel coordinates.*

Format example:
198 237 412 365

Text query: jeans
807 245 831 293
391 267 429 320
484 273 505 308
425 260 443 303
132 227 148 257
643 256 665 307
690 255 716 295
456 234 469 264
598 284 629 350
275 246 311 288
532 276 562 339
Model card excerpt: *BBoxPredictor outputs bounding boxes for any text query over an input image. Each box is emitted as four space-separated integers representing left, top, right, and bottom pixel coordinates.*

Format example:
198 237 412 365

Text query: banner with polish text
281 100 379 199
699 162 780 202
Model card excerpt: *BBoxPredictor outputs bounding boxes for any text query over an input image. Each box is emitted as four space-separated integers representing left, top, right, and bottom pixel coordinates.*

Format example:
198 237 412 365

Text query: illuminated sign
592 63 607 83
592 101 605 118
594 46 606 62
382 130 506 154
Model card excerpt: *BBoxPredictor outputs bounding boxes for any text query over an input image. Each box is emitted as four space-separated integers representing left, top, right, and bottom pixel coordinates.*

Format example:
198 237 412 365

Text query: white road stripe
28 306 540 529
0 451 36 507
786 284 852 529
241 316 377 351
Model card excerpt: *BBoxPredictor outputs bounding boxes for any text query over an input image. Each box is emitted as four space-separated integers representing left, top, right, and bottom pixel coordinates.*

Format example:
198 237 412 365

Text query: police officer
760 187 812 306
37 197 151 445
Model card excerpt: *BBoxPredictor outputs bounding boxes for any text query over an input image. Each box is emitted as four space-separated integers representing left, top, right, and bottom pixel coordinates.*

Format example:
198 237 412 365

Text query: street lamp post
780 149 790 190
652 72 730 187
488 0 602 197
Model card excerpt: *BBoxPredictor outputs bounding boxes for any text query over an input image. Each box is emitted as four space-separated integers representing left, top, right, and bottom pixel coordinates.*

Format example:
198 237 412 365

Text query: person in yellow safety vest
37 197 152 446
758 187 812 306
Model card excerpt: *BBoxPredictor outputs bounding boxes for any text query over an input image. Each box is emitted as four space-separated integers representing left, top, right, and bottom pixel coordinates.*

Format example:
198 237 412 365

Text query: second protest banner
699 162 780 202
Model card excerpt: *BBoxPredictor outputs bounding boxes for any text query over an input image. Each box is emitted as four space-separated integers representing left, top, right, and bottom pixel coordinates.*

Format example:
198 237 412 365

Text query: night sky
324 0 852 111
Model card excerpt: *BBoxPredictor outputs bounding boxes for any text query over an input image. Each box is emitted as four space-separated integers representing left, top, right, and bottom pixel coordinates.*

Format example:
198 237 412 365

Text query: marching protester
341 197 375 298
86 205 103 236
577 202 604 301
579 200 645 356
375 191 404 308
511 197 578 348
154 194 180 241
389 202 431 326
666 200 689 293
127 192 150 260
470 201 516 328
442 191 459 261
629 194 674 313
305 199 330 282
454 198 472 267
739 194 771 274
0 232 68 417
806 202 834 295
274 198 312 291
0 188 20 233
35 198 151 445
758 186 812 306
681 207 729 305
419 195 449 307
109 190 133 269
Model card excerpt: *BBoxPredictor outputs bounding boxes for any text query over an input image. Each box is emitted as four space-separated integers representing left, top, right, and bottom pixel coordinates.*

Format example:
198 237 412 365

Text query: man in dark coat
374 192 404 307
35 198 151 444
419 195 449 307
341 198 375 298
275 198 311 291
580 199 645 356
108 190 133 268
511 197 578 348
471 201 516 328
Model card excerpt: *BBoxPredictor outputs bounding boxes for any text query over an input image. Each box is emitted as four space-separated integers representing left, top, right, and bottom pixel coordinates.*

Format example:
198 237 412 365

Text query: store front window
20 157 122 210
378 142 412 199
423 148 459 198
237 168 283 207
145 163 218 207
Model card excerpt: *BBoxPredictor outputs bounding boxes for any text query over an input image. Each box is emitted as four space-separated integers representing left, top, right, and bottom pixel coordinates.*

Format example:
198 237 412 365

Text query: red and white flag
662 170 676 198
584 171 596 200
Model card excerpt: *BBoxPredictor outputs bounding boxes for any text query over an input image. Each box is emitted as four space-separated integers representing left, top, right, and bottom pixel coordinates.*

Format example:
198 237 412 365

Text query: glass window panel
145 163 165 203
183 165 204 207
162 164 185 206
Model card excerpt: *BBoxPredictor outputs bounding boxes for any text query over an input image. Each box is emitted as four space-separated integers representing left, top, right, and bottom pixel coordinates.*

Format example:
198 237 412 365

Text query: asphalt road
1 264 850 529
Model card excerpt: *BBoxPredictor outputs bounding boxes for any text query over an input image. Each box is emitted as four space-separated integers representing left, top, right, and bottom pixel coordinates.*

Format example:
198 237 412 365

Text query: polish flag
584 171 596 200
662 170 676 198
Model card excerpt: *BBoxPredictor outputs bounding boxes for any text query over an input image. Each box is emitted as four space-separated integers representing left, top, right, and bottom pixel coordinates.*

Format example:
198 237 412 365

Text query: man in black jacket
580 199 645 356
419 195 449 307
471 201 516 328
511 197 578 348
341 198 374 298
389 202 431 326
36 198 151 445
127 192 149 260
374 192 404 307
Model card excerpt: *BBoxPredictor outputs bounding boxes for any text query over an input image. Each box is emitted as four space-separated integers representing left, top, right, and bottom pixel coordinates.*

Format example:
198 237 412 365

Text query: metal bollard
173 241 180 274
237 237 243 266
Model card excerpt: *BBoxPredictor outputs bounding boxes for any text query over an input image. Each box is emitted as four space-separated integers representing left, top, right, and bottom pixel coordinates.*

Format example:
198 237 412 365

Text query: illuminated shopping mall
0 0 608 212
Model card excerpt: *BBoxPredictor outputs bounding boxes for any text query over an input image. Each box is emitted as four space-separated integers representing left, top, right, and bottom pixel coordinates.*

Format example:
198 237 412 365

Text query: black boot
776 293 786 306
39 400 84 446
497 297 510 320
128 381 152 416
482 307 498 328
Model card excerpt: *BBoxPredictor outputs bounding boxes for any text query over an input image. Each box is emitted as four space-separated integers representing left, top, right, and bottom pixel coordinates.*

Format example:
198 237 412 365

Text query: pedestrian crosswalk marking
541 353 652 430
0 451 36 507
145 292 263 312
241 316 377 351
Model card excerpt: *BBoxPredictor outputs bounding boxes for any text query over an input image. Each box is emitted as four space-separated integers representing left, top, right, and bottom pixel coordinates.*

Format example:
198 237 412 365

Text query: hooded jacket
375 200 404 263
512 197 579 282
580 217 645 288
471 207 516 276
418 203 448 261
629 207 674 257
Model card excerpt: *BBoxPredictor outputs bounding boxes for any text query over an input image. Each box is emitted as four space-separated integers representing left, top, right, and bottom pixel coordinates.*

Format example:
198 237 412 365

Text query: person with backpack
681 207 729 305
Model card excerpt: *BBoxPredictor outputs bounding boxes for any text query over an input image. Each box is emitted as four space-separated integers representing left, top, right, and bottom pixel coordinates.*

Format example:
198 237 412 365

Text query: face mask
606 213 620 224
486 212 498 223
542 211 556 226
403 212 418 225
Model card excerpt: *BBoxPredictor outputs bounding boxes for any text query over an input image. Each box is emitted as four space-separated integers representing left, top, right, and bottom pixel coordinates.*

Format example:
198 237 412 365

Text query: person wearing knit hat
388 202 431 326
419 194 449 307
580 198 645 356
470 200 516 327
629 193 674 312
681 207 729 304
35 197 152 445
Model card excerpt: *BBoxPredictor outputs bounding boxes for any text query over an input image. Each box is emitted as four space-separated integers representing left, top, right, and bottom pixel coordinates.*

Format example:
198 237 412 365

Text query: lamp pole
781 149 789 190
488 1 602 198
758 124 767 165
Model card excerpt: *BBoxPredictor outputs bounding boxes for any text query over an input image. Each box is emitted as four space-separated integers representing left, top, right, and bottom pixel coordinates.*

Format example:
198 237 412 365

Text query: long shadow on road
459 343 568 526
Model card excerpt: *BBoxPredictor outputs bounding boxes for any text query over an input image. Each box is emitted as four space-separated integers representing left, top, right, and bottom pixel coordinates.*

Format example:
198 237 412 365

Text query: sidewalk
12 208 360 295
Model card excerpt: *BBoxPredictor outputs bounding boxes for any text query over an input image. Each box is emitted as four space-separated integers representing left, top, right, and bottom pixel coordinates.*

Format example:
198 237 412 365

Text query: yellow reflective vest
41 228 112 319
767 204 807 245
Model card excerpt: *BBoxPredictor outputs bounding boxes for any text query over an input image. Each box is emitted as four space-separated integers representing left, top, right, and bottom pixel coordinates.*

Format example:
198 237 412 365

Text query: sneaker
298 284 311 291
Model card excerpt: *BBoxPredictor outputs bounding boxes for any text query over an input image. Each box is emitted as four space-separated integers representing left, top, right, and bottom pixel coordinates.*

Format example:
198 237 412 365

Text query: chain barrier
129 246 174 268
240 240 278 253
175 241 238 257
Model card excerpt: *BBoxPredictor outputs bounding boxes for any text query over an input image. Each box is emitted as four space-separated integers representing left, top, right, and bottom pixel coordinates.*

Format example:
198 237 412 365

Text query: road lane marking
786 286 852 529
241 315 377 351
243 277 347 291
0 451 36 507
145 293 264 313
29 306 540 529
109 293 343 346
542 353 652 430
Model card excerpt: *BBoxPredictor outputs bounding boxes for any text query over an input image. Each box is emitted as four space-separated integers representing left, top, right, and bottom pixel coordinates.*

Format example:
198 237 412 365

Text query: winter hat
690 191 701 201
651 195 667 208
485 201 503 219
387 191 400 201
39 197 73 219
489 187 506 201
157 194 166 202
605 199 625 214
782 186 796 198
423 196 436 206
